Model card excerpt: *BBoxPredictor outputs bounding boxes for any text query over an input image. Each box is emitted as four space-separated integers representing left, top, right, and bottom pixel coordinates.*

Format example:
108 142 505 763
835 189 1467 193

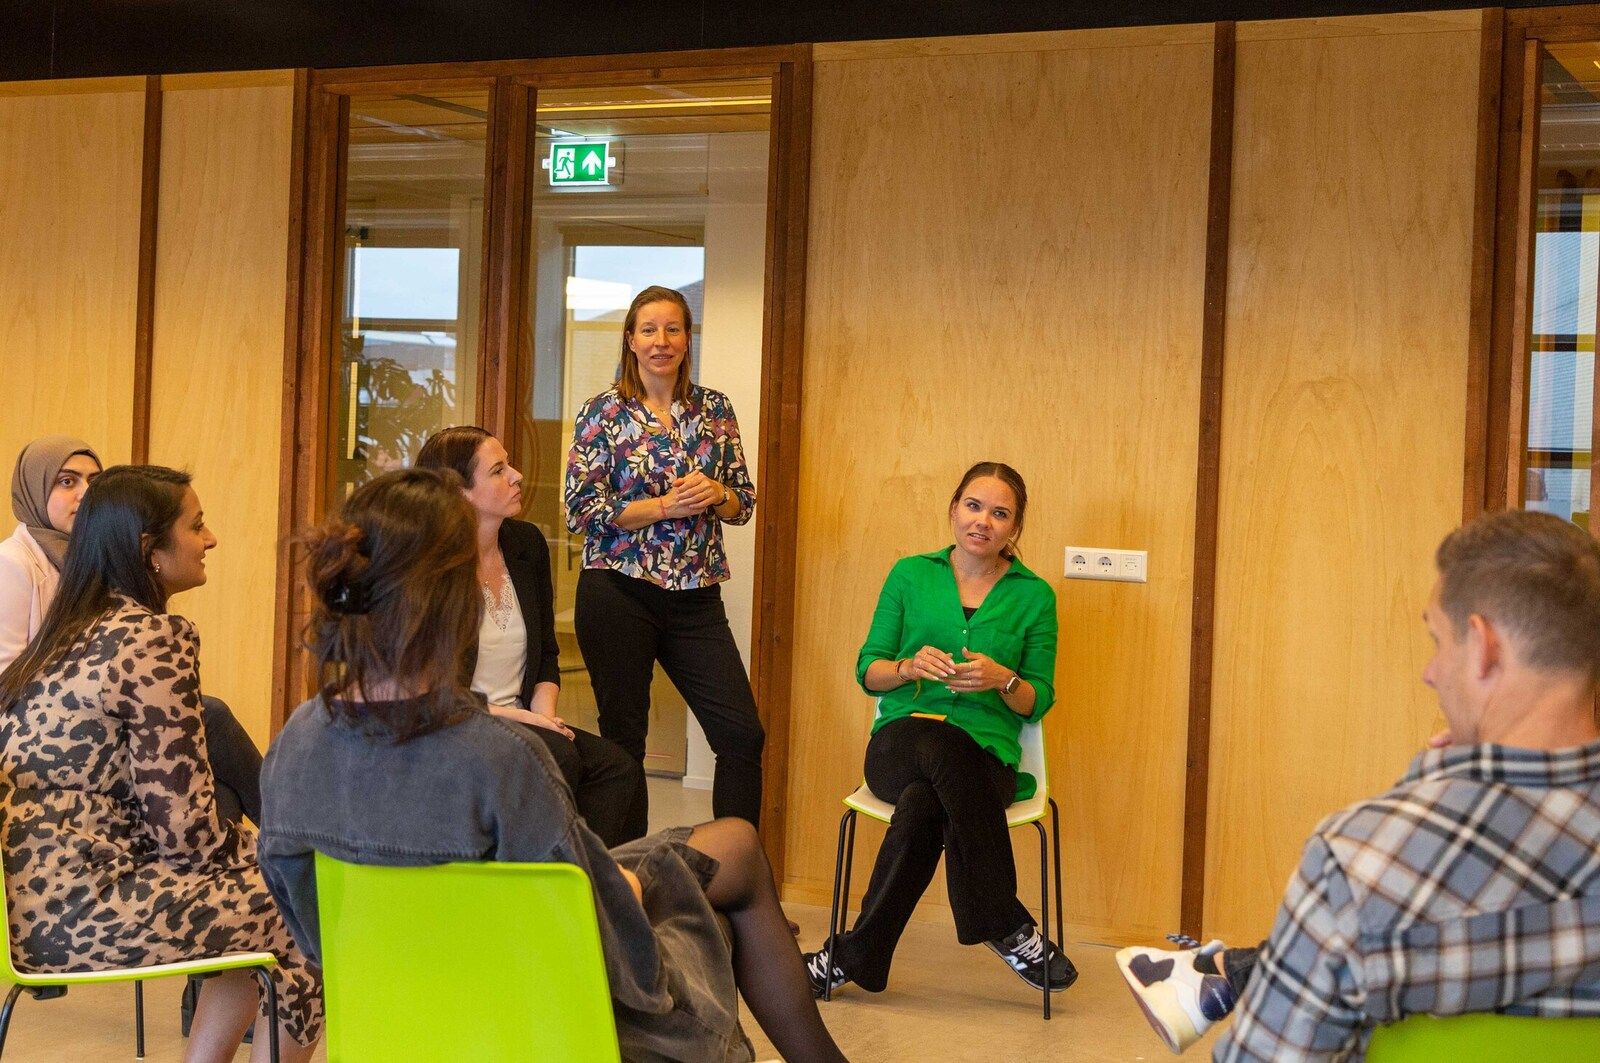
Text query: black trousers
833 716 1033 991
183 696 267 1037
528 723 648 848
574 568 765 827
200 695 262 825
1222 946 1260 992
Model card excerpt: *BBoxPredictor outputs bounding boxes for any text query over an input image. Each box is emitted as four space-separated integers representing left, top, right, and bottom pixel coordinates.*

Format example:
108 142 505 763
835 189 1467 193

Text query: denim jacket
259 697 756 1061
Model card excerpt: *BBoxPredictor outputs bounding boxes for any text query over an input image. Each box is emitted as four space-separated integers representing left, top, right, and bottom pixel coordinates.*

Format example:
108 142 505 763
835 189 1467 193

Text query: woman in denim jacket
258 468 846 1063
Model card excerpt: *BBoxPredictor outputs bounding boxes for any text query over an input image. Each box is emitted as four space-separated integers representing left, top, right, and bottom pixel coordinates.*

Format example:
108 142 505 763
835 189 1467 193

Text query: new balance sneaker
803 947 850 998
1115 935 1237 1053
984 926 1078 992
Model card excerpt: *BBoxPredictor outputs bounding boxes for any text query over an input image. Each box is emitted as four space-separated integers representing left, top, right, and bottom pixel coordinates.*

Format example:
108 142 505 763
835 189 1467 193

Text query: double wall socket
1064 546 1147 583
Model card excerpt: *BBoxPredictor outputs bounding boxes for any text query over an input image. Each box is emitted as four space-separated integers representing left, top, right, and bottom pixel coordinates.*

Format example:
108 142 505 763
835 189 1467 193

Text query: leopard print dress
0 595 322 1046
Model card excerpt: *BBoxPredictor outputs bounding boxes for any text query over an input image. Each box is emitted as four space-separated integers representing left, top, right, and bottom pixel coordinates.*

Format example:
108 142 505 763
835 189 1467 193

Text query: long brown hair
0 466 191 712
416 425 492 487
615 285 693 404
302 467 481 741
949 461 1029 560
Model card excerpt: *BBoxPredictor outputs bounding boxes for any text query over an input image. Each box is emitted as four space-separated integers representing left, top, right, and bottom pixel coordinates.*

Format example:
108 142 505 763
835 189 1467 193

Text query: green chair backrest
1366 1012 1600 1061
314 854 621 1063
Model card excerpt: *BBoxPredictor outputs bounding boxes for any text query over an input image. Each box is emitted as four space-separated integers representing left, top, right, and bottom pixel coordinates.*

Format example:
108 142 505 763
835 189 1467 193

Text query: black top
962 605 978 620
491 518 561 708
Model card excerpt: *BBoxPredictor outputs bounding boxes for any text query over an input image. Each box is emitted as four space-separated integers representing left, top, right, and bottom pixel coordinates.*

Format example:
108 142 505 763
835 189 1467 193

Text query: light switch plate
1064 546 1147 583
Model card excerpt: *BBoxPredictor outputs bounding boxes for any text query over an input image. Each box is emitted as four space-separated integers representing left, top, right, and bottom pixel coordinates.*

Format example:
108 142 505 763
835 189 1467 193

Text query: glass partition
1527 45 1600 530
329 91 489 499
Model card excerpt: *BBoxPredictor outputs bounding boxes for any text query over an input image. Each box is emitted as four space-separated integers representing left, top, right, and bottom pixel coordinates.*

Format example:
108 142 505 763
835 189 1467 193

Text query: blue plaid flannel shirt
1215 740 1600 1061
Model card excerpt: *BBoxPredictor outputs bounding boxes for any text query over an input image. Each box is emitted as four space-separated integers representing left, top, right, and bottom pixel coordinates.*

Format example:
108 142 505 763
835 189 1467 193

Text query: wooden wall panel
1203 14 1480 943
148 77 294 750
788 29 1213 944
0 81 143 467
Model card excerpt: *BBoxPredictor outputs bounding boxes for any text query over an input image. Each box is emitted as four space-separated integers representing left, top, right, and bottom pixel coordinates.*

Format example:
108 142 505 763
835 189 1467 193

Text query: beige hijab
11 436 101 570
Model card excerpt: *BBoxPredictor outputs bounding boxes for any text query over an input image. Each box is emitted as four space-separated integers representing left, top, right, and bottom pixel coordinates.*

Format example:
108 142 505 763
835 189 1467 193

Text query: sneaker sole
983 941 1077 993
1114 948 1199 1054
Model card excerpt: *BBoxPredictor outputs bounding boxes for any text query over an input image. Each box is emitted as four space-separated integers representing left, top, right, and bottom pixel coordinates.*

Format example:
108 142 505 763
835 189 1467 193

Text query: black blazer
498 518 562 709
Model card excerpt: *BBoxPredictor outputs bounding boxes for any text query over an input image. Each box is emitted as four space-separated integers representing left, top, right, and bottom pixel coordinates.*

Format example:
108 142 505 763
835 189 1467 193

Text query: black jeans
200 695 262 825
574 568 765 827
832 716 1033 991
527 723 648 848
182 695 267 1038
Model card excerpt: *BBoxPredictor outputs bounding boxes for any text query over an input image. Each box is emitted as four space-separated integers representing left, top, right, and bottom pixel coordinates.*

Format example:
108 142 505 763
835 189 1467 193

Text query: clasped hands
657 470 726 520
900 645 1011 693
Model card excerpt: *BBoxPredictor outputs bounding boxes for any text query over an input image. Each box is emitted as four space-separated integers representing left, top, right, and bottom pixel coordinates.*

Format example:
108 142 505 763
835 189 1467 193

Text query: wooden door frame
1482 5 1600 531
274 45 813 876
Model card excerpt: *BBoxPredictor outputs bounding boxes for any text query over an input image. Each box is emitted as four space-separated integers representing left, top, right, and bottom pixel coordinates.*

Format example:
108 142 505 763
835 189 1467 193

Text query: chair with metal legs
824 710 1065 1018
0 860 281 1061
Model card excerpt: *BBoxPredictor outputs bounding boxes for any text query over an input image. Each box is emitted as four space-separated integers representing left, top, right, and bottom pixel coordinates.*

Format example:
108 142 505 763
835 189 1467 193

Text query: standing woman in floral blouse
565 285 763 829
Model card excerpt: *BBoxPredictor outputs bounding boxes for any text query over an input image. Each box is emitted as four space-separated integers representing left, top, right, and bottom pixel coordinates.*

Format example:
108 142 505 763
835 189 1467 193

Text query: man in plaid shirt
1120 510 1600 1059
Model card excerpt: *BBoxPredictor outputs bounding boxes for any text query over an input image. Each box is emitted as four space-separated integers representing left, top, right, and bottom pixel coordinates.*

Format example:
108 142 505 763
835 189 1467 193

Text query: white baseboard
681 773 714 791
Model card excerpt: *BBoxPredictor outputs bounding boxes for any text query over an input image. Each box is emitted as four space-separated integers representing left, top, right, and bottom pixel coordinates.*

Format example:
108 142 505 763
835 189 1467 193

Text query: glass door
1524 44 1600 531
330 91 490 497
522 79 773 777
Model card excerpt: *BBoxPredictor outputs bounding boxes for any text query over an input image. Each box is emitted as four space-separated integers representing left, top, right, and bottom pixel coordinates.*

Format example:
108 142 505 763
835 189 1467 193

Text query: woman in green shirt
803 462 1076 999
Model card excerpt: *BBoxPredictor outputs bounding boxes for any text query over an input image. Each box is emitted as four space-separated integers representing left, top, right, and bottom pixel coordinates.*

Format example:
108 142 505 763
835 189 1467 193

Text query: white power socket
1064 546 1147 583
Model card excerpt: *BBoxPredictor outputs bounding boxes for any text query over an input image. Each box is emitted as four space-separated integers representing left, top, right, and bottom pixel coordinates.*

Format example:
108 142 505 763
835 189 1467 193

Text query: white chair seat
842 715 1053 827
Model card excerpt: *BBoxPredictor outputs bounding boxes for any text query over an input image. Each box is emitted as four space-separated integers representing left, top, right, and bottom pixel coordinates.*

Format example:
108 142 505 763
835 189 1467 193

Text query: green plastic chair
1366 1012 1600 1060
0 860 280 1060
314 854 621 1063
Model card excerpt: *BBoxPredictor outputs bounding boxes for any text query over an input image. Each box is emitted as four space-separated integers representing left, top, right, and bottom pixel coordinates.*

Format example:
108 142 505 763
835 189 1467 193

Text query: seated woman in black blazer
418 426 647 847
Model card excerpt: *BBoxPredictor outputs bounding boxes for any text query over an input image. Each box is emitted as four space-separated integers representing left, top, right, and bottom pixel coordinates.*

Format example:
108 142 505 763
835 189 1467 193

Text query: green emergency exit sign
548 140 615 187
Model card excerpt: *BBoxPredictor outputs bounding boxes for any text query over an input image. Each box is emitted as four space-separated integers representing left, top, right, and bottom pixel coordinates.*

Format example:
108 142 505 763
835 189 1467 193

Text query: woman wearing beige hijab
0 435 101 672
1 439 262 825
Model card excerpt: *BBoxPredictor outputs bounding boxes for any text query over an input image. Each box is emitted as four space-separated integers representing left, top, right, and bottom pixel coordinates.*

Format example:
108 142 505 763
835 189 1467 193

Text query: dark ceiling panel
2 1 56 81
8 1 1599 81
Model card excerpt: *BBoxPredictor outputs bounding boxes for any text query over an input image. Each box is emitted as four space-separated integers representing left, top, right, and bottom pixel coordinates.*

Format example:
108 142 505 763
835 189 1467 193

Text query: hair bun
309 519 372 616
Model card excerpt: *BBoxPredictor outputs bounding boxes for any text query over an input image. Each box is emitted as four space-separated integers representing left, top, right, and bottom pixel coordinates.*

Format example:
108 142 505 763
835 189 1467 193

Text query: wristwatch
719 486 732 507
1002 673 1021 696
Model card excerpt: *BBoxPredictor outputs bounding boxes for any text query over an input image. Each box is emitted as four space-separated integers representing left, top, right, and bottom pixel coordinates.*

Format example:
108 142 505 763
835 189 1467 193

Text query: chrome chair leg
249 967 280 1063
0 983 25 1059
134 981 145 1058
1035 820 1050 1020
824 809 857 1002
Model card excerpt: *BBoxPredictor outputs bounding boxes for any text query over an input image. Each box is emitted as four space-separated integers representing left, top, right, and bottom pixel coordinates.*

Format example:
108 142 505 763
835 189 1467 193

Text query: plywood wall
147 74 294 749
791 26 1215 944
1203 12 1481 943
0 79 144 468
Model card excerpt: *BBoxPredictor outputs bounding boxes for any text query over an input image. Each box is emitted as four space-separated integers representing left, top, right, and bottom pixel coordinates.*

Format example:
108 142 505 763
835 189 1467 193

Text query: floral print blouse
564 384 757 590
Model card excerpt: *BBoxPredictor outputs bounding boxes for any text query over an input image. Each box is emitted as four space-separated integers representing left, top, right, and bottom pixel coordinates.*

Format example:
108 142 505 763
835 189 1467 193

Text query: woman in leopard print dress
0 466 321 1062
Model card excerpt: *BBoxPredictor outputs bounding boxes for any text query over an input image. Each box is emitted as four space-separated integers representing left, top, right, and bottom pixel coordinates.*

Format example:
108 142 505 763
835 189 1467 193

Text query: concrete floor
0 778 1230 1060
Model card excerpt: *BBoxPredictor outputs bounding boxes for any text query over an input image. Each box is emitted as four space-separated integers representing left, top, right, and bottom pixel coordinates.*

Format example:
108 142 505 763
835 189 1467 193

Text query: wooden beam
1179 20 1235 941
272 69 313 736
131 74 161 464
752 52 813 883
1463 9 1506 523
478 77 533 447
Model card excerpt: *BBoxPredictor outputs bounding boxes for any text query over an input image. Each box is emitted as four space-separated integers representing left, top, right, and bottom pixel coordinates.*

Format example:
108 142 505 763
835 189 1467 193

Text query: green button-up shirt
855 547 1058 798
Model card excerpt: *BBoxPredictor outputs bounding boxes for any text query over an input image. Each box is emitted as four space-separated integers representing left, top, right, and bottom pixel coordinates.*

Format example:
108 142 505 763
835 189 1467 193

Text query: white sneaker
1115 936 1237 1053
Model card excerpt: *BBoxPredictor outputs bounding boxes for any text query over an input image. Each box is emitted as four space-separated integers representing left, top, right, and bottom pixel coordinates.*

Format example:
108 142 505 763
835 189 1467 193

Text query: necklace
956 557 1005 581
